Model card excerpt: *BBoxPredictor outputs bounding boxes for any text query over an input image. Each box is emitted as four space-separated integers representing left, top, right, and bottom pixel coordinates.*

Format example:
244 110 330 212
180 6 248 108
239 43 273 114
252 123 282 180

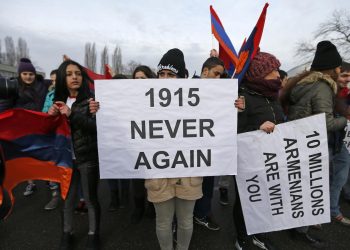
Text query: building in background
0 63 45 78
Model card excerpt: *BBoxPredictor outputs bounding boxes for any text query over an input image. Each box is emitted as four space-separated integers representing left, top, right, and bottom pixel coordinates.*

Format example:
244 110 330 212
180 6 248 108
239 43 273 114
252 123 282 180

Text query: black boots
290 230 326 249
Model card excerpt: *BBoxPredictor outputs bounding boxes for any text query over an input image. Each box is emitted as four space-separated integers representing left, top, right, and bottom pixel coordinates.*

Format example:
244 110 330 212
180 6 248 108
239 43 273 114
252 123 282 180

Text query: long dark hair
54 60 92 103
132 65 156 79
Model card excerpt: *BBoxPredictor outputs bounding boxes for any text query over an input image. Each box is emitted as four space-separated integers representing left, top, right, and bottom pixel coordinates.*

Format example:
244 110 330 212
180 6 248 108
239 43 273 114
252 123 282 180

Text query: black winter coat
238 86 285 134
69 96 98 167
14 76 51 111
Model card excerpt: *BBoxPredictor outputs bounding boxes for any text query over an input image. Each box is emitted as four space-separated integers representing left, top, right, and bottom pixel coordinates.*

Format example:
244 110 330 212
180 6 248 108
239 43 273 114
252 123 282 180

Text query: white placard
95 79 238 179
343 121 350 153
236 114 330 235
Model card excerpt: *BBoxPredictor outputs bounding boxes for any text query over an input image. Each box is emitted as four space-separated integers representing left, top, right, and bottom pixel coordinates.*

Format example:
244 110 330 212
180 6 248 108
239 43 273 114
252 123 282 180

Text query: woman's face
20 72 35 85
134 71 147 79
66 64 82 92
264 70 280 80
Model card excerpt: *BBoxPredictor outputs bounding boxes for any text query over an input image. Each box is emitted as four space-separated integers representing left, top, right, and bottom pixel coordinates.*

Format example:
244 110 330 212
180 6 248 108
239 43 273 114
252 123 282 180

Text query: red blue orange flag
210 5 239 76
0 109 73 216
234 3 269 83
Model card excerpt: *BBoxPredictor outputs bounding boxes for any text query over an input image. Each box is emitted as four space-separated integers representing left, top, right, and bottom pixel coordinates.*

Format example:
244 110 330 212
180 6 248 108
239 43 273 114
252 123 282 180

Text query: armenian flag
234 3 269 82
0 109 73 215
210 5 239 76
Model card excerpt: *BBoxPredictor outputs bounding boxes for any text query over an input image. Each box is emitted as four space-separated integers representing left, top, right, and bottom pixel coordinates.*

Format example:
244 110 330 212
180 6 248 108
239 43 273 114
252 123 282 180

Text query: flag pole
212 34 215 50
231 68 237 79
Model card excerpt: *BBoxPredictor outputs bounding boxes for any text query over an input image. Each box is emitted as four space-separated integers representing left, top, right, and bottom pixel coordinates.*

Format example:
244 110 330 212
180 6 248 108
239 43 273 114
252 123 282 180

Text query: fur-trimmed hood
297 71 338 94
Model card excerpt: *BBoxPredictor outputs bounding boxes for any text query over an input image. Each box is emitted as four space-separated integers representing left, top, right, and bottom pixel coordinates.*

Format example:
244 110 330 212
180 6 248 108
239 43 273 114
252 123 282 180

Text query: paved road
1 179 350 250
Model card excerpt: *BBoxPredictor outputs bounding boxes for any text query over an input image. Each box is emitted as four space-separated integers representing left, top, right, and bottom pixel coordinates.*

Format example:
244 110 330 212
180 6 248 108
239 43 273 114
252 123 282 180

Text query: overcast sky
0 0 349 76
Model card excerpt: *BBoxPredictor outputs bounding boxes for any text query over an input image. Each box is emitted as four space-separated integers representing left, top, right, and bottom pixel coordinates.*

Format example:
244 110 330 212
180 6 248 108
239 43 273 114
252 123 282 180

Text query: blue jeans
218 176 230 188
342 159 350 200
330 144 350 217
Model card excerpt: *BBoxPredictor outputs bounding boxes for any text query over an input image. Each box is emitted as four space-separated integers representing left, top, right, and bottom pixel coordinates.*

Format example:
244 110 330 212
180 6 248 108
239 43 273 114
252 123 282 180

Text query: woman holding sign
145 48 203 250
131 66 157 223
283 41 346 246
48 60 101 250
234 50 285 250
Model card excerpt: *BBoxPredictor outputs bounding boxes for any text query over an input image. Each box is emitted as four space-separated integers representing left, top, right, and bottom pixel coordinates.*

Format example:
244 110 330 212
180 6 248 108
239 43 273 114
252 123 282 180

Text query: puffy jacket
69 96 98 167
288 72 347 152
0 99 14 113
145 177 203 203
288 72 347 132
238 85 285 133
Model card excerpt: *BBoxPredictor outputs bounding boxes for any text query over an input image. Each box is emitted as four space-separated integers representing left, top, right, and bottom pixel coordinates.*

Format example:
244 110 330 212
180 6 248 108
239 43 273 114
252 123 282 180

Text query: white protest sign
95 79 237 179
236 114 330 235
343 121 350 153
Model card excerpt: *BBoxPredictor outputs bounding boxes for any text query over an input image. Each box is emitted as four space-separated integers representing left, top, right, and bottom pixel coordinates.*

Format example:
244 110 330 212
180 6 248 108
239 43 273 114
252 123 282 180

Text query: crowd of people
0 39 350 250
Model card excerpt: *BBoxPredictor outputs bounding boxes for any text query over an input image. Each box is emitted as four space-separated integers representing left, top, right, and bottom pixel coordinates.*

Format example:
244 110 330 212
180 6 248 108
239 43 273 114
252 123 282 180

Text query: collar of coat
297 71 338 94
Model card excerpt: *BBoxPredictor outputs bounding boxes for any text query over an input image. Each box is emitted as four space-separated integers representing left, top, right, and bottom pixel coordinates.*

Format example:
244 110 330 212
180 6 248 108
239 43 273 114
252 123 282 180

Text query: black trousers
63 163 100 233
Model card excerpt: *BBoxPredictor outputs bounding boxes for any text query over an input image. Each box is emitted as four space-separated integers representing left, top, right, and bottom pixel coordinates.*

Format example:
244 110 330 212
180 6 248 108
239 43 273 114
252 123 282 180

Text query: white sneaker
252 235 275 250
23 183 36 196
235 241 242 250
333 215 350 226
44 195 59 210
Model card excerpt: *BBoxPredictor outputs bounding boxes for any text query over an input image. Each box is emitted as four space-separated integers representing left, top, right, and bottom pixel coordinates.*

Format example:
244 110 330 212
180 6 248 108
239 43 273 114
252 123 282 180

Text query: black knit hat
311 41 342 70
157 48 186 78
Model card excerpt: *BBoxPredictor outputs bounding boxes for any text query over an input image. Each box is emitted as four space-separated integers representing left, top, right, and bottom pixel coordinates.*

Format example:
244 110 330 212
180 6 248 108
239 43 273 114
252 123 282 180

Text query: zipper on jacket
265 98 277 124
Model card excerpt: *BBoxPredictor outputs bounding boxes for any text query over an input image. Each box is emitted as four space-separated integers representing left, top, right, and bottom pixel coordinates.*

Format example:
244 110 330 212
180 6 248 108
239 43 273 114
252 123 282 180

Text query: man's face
50 73 56 85
338 70 350 88
201 65 224 79
158 70 177 79
281 77 288 88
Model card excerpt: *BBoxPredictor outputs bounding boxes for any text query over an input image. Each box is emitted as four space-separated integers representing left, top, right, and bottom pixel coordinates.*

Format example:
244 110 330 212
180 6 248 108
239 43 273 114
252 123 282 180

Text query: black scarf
245 78 282 100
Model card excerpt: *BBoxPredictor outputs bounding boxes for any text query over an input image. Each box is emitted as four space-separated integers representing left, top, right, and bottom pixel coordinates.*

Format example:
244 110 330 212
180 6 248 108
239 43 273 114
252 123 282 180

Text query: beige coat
145 177 203 203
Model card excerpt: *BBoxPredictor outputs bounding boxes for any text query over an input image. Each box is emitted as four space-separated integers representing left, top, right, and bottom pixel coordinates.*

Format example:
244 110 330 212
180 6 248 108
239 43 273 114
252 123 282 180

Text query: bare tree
296 10 350 62
84 43 91 68
91 43 97 71
100 46 109 74
112 46 123 74
4 36 16 66
84 42 97 71
16 37 29 62
125 60 141 76
295 41 316 63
